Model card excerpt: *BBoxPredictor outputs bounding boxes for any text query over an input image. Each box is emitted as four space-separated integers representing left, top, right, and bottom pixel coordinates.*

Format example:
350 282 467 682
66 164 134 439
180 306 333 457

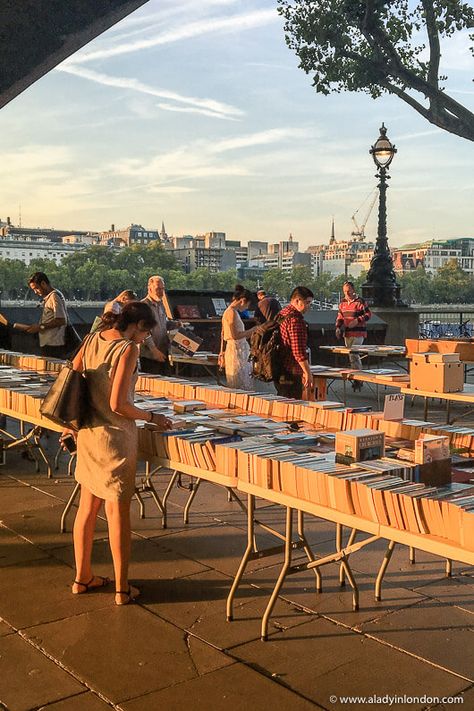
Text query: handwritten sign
383 393 405 421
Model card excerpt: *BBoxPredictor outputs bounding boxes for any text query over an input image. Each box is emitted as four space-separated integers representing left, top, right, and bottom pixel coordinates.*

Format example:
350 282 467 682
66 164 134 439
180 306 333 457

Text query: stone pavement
1 385 474 711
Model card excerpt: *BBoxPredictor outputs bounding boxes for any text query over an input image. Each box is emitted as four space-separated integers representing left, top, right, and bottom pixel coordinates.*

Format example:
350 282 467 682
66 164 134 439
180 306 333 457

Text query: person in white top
219 285 259 390
103 290 138 316
14 272 67 358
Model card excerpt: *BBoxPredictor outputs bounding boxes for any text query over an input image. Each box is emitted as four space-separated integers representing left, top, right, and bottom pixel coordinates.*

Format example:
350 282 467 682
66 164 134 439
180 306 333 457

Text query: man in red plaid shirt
277 286 314 399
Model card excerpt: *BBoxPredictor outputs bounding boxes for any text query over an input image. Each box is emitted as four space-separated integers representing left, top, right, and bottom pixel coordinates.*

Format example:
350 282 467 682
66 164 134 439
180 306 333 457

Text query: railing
417 307 474 339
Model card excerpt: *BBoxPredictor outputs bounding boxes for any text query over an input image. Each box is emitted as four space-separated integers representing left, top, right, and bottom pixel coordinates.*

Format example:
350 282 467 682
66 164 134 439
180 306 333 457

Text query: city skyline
0 0 473 249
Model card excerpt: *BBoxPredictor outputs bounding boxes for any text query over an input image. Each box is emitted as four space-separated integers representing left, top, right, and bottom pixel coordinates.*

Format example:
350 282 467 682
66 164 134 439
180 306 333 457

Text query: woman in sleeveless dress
62 302 172 605
219 286 259 390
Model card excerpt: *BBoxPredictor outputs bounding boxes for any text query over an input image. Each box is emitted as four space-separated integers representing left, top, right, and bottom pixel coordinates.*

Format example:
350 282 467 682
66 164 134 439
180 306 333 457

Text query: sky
0 0 473 249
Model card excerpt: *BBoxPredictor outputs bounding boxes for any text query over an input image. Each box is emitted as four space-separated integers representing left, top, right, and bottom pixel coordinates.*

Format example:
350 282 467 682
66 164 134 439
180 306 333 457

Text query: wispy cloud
397 129 442 140
210 127 313 153
57 65 243 120
156 102 238 120
108 0 241 39
65 9 279 64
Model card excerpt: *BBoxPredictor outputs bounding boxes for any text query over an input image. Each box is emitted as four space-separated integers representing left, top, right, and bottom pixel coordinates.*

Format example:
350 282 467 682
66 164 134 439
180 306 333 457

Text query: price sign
383 393 405 421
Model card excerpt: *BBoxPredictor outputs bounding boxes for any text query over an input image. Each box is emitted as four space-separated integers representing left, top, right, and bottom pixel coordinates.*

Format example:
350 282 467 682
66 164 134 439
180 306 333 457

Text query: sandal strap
73 576 94 589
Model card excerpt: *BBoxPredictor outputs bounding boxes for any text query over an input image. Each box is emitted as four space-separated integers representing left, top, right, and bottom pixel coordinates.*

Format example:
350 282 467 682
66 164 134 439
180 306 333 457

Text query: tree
279 1 474 141
263 268 292 300
430 259 474 303
399 265 433 303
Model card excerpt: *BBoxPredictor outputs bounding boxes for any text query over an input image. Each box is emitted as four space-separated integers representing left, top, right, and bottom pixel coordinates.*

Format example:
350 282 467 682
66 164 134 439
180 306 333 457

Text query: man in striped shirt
335 281 372 388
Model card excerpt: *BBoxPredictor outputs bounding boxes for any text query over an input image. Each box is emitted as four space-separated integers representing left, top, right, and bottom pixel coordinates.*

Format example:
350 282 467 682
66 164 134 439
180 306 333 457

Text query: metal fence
417 309 474 339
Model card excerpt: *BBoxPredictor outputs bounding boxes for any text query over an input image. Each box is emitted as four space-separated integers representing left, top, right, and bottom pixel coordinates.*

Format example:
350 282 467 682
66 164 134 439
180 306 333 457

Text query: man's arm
143 335 167 362
287 317 313 388
26 317 66 335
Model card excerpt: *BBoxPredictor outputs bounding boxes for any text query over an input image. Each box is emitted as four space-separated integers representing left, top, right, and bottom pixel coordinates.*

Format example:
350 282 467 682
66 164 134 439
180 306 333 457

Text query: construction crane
351 189 378 241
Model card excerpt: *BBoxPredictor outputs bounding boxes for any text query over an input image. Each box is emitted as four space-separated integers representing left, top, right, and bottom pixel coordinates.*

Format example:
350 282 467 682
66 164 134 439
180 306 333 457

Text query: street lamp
362 123 404 308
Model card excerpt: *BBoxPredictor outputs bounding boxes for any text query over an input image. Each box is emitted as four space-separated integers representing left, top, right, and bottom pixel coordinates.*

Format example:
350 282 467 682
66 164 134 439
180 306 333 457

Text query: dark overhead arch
0 0 150 109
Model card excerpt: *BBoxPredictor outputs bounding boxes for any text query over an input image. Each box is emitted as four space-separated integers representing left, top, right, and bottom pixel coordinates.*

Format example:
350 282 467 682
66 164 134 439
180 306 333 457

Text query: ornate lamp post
362 123 404 307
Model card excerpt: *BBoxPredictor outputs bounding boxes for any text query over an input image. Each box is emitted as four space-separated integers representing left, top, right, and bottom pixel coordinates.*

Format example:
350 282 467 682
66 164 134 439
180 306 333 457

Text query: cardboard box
335 428 385 464
410 360 464 393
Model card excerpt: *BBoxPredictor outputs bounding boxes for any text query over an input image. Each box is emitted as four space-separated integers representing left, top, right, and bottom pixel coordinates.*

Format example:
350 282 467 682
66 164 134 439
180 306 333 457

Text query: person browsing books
219 285 260 390
104 290 138 316
276 285 314 400
140 275 179 375
13 272 68 359
62 301 172 606
335 281 372 391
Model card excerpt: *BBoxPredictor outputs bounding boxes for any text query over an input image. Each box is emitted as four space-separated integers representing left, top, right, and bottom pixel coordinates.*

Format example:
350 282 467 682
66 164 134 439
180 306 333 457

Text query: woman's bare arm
110 343 151 420
227 311 258 341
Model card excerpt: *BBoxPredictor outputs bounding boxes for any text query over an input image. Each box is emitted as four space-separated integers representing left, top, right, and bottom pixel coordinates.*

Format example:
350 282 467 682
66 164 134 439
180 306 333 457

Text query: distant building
171 246 236 274
307 219 375 278
0 220 93 243
391 238 474 274
0 239 87 265
99 223 160 247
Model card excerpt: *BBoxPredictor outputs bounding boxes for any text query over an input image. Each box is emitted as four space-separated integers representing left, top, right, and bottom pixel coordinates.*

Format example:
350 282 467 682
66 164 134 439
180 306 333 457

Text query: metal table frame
227 481 474 641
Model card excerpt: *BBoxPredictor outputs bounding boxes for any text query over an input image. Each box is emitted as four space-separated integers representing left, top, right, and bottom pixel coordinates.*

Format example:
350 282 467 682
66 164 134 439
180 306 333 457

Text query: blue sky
0 0 472 249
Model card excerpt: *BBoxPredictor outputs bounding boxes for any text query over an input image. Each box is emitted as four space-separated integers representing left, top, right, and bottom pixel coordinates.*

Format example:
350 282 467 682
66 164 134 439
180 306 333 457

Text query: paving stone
185 634 234 676
130 503 215 539
24 605 229 704
361 598 474 680
0 619 14 636
0 632 84 711
150 521 281 577
429 683 474 710
413 574 474 615
37 691 114 710
0 558 113 629
231 616 467 710
121 662 320 711
49 533 210 585
0 524 49 566
0 503 108 550
248 561 428 627
0 481 60 515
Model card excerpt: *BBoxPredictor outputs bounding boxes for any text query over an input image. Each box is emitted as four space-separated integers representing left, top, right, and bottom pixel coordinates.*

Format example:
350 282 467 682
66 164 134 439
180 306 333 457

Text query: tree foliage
279 0 474 141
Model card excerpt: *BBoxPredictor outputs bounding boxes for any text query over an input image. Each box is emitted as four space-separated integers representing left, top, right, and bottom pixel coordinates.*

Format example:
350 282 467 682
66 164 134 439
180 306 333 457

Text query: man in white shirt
18 272 68 358
140 275 178 374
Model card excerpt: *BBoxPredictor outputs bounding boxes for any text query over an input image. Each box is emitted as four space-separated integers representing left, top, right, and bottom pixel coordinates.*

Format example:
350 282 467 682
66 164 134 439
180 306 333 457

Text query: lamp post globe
362 123 404 308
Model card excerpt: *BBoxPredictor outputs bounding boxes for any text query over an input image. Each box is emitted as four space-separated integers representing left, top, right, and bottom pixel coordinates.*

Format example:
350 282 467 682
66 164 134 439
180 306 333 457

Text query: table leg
375 540 396 601
297 510 322 592
227 493 255 622
261 506 293 641
60 481 81 533
184 478 201 524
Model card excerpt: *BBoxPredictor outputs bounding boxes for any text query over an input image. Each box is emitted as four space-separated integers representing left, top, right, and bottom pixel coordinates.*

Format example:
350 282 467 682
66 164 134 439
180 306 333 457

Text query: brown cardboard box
406 339 474 362
335 428 385 464
410 360 464 393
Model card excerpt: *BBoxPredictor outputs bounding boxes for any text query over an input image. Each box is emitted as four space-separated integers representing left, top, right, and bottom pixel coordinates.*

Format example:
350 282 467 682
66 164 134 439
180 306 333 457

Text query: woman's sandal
72 576 111 595
115 586 140 606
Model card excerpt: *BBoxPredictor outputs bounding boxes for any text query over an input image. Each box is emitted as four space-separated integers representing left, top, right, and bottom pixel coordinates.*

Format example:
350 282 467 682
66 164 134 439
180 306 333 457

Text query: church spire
160 221 168 243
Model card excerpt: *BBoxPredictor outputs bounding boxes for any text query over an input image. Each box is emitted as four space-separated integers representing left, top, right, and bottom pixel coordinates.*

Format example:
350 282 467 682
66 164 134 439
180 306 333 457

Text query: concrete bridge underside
0 0 150 110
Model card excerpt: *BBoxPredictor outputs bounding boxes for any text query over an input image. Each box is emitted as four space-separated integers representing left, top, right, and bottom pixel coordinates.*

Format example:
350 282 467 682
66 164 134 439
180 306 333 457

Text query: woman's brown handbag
39 362 88 431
